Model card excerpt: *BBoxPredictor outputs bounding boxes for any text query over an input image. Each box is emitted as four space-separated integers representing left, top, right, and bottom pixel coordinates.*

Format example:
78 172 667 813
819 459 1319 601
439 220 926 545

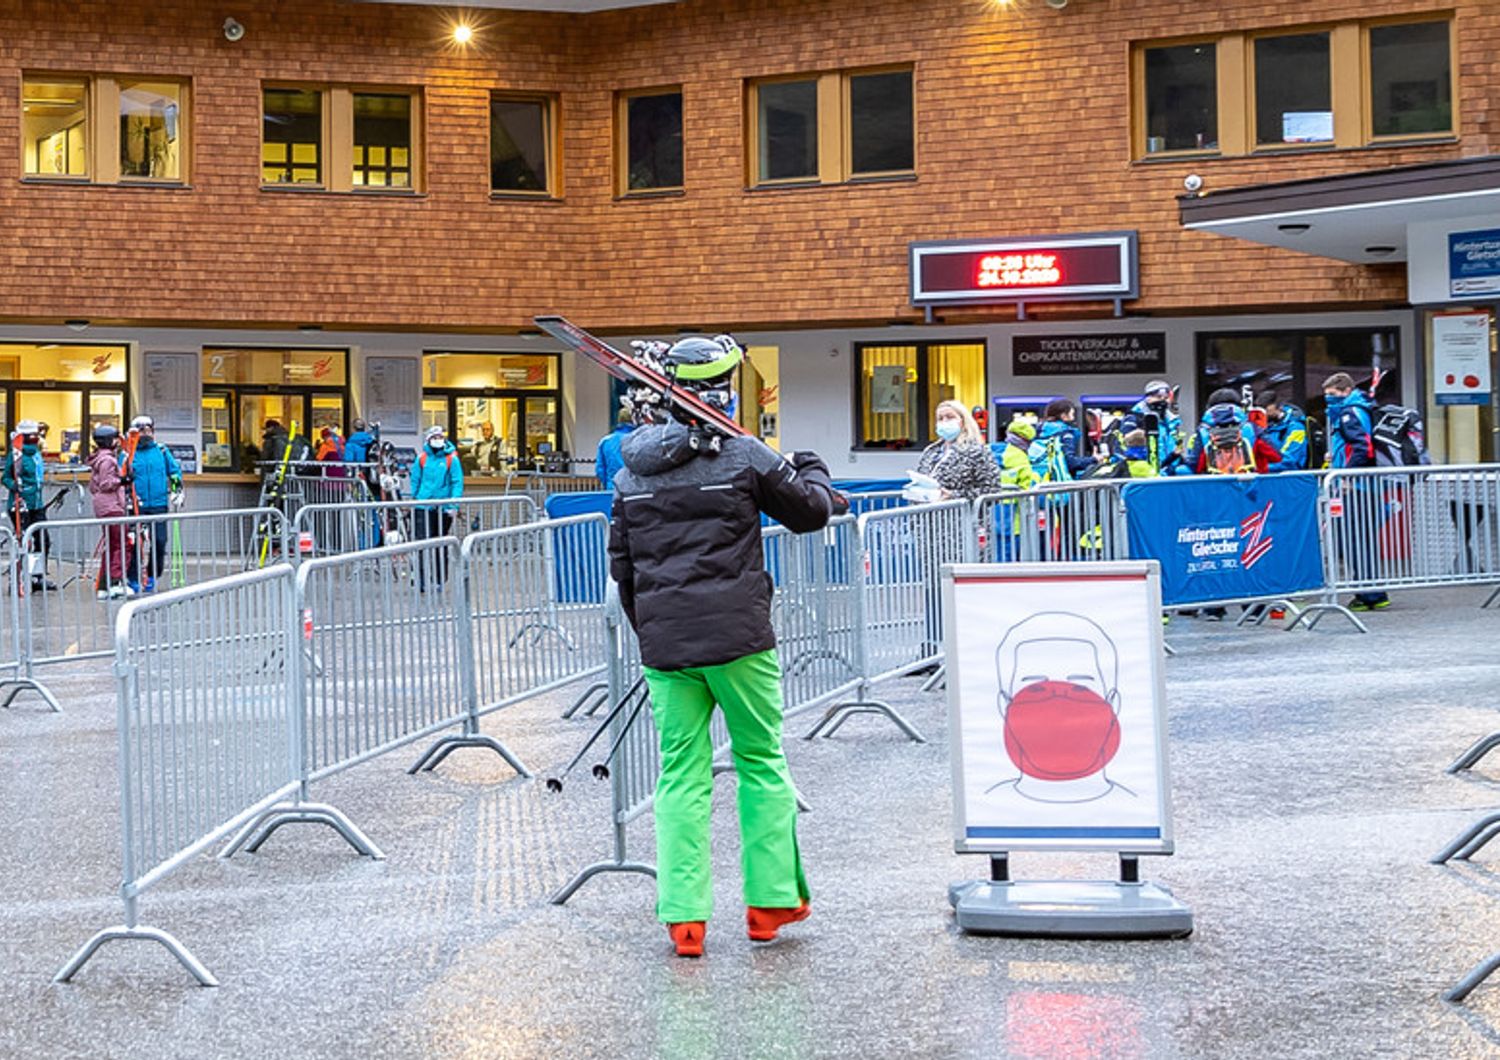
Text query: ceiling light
1365 245 1397 257
452 23 473 45
65 319 90 332
1277 223 1311 234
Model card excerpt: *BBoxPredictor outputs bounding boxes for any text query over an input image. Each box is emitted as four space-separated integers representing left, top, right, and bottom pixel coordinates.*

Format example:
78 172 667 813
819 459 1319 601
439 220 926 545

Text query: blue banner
1450 228 1500 298
1122 476 1323 606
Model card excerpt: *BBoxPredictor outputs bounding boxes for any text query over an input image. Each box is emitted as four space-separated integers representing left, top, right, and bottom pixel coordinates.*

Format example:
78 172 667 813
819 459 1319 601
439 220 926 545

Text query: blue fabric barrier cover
1123 475 1324 607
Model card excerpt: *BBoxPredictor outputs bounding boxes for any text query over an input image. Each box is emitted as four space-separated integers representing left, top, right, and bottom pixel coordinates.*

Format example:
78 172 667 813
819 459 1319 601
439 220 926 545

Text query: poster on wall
142 352 200 431
1431 311 1493 406
166 444 198 474
365 356 420 433
1013 333 1166 376
1449 229 1500 298
945 561 1173 853
869 365 908 415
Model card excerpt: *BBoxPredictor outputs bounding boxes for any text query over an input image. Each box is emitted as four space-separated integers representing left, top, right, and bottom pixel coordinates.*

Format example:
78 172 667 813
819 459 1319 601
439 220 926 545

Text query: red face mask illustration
1003 679 1121 781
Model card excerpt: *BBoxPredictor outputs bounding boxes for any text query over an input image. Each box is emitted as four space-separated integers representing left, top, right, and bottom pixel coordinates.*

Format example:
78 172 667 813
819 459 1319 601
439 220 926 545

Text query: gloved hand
787 450 827 473
169 490 186 512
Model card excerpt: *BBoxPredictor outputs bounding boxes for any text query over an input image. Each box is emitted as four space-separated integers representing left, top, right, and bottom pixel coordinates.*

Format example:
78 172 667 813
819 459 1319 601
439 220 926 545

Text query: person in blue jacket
3 420 55 590
1257 391 1308 472
594 408 635 488
121 414 183 594
344 418 376 465
410 424 463 588
1323 372 1387 611
1027 398 1096 481
1120 380 1183 472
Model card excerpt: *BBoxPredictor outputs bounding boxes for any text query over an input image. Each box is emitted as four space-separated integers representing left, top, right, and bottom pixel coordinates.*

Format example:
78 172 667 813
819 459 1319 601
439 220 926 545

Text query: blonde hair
934 399 984 445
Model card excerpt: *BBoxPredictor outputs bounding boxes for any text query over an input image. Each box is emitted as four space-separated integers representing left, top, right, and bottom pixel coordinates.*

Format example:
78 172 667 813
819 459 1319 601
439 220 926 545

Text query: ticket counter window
855 342 986 449
201 347 349 473
422 352 561 475
0 343 128 464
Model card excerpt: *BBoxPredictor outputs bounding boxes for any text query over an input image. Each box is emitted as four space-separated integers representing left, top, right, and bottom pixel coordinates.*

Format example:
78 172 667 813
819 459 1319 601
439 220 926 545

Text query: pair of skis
256 419 300 568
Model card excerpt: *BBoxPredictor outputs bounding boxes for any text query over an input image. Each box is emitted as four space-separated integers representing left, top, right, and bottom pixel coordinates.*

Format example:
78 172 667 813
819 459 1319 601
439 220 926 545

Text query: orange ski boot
668 921 706 958
746 900 811 942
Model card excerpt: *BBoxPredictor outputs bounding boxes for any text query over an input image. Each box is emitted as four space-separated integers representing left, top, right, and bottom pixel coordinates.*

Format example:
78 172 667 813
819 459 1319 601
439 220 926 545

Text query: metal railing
56 565 299 986
975 480 1130 564
291 494 539 561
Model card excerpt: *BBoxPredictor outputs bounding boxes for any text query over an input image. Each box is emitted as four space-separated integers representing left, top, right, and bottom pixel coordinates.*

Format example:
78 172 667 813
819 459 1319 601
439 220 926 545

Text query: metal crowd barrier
0 523 58 711
975 480 1129 564
56 565 299 986
802 500 974 742
765 518 864 722
17 508 289 693
291 495 539 562
411 514 610 774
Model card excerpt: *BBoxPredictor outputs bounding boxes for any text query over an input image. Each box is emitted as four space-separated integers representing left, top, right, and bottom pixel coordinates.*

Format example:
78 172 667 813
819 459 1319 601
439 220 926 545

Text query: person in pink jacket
88 425 132 599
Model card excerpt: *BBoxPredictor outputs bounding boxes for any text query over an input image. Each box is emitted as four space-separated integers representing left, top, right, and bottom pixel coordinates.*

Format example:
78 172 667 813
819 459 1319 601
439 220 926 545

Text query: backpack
1204 423 1254 474
1369 404 1431 467
1303 415 1327 470
1027 434 1071 483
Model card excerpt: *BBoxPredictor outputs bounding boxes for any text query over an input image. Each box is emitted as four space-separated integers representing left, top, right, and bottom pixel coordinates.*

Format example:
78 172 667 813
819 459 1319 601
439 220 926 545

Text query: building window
0 344 128 465
1135 17 1454 159
491 94 557 196
619 88 683 194
24 75 190 183
422 352 562 473
263 88 323 185
1141 44 1218 155
1369 20 1453 138
748 67 914 186
855 342 985 449
353 93 412 189
200 348 349 472
1254 33 1331 146
263 85 421 193
119 80 184 180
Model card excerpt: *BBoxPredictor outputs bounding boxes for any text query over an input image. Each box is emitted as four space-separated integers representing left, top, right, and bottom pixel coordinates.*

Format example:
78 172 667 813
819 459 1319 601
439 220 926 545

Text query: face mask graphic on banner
993 612 1127 803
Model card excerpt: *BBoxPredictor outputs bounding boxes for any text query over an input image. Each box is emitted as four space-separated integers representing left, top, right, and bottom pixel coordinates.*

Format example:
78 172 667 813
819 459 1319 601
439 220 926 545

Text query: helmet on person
1006 420 1036 443
92 423 120 448
14 419 40 441
661 335 743 414
1144 380 1171 398
424 425 446 445
131 414 154 430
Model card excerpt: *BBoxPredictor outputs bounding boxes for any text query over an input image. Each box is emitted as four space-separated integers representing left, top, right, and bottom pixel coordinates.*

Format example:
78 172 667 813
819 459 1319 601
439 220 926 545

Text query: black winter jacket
608 422 837 671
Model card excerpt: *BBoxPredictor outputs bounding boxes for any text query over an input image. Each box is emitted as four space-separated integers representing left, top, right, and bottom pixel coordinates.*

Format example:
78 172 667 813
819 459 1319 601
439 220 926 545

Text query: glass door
239 393 306 472
523 396 558 465
455 395 518 475
15 389 82 463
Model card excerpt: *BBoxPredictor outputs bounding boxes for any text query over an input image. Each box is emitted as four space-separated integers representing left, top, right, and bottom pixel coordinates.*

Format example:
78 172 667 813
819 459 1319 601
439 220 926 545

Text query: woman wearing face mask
914 400 1002 501
410 424 463 589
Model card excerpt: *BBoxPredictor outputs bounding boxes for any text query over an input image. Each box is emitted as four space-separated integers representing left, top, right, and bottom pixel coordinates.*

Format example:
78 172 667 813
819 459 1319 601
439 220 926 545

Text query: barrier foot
786 649 857 678
220 802 385 860
408 733 531 778
1448 732 1500 774
804 700 925 744
1285 602 1367 634
549 859 656 906
1163 640 1177 657
920 666 946 694
1446 951 1500 1003
563 681 608 720
1484 586 1500 610
54 924 218 987
506 621 577 652
1431 812 1500 864
0 677 61 713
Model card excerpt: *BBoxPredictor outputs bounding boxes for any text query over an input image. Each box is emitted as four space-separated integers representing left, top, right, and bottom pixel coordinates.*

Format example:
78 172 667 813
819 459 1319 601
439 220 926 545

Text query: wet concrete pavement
4 587 1500 1059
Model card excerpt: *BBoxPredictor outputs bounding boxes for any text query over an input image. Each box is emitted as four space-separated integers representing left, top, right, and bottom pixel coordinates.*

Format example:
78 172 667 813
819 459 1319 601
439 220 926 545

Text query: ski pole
545 675 645 793
590 683 653 781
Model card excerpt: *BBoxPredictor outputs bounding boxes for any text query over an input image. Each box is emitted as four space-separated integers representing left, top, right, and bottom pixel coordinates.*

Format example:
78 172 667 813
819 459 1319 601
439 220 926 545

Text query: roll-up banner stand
943 561 1193 938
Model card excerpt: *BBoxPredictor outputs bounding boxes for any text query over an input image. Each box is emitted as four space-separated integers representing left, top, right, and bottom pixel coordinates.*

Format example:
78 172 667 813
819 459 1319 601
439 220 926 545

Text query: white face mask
936 421 961 442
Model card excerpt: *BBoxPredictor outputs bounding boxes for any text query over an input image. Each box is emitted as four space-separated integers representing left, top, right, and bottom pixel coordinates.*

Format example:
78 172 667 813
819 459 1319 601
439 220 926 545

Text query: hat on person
1144 380 1171 397
1006 421 1036 443
424 425 446 443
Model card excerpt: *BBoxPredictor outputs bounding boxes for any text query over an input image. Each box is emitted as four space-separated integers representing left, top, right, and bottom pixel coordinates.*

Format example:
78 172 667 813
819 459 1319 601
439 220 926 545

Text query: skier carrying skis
607 334 842 958
3 420 55 591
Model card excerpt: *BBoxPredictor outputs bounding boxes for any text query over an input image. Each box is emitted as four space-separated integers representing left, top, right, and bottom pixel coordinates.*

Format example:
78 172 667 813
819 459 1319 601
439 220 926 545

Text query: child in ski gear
120 415 182 593
1028 398 1097 481
88 425 132 598
916 401 1003 501
997 420 1041 491
410 424 463 588
1120 381 1183 472
1258 391 1309 472
1118 429 1158 478
315 426 347 477
344 419 376 465
607 333 837 958
1323 373 1389 610
1174 389 1280 475
4 421 55 591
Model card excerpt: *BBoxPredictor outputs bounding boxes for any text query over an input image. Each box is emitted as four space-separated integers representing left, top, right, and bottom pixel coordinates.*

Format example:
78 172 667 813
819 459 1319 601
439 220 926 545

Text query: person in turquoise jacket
3 420 54 590
1323 373 1387 611
1257 391 1309 472
119 415 183 593
410 424 463 588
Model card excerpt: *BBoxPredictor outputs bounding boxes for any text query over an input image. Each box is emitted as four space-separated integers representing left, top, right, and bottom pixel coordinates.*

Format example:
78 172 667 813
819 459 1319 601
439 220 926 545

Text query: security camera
1183 173 1204 194
1045 0 1069 8
223 17 245 42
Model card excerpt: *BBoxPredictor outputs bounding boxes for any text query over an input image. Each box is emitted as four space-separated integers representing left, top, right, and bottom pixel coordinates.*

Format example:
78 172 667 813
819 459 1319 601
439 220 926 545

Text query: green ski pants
644 649 808 923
